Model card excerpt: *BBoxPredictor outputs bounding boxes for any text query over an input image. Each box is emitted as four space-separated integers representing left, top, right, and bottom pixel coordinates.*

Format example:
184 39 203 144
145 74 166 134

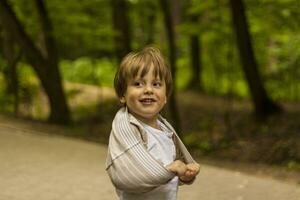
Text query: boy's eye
132 81 143 87
153 81 162 87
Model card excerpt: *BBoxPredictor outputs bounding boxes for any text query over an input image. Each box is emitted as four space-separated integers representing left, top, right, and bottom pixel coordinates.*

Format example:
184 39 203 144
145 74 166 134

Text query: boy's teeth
141 99 153 102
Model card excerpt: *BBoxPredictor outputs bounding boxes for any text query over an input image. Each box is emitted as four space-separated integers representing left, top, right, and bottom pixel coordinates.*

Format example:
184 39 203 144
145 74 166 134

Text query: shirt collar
124 106 173 133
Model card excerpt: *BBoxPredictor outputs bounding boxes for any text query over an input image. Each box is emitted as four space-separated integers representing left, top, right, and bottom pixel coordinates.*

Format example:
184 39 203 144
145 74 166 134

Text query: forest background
0 0 300 173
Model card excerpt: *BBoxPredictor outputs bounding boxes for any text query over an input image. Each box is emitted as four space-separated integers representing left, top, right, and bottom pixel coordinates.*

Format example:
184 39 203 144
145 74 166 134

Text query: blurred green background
0 0 299 170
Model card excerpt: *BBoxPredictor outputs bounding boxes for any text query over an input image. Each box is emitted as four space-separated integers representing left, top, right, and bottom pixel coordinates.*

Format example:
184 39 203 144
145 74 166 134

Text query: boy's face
121 66 167 124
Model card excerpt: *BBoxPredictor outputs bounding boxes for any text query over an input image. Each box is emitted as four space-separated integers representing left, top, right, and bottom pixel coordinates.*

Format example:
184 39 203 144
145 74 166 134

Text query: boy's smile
139 97 156 104
121 66 167 127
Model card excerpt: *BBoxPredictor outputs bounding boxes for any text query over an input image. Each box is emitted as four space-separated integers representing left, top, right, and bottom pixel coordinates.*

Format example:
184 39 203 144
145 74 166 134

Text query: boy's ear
120 97 126 103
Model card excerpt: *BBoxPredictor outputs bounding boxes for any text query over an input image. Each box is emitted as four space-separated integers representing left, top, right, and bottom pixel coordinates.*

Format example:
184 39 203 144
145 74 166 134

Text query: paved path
0 122 299 200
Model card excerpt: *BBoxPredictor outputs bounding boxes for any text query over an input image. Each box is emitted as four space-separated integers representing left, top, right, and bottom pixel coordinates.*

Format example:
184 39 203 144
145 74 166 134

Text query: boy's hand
179 163 200 182
165 160 187 177
186 163 200 175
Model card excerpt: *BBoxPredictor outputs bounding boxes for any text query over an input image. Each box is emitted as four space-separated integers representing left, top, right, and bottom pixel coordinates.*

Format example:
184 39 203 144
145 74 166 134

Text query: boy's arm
107 126 175 193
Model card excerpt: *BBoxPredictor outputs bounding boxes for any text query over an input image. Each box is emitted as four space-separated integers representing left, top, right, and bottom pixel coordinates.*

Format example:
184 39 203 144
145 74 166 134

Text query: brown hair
114 47 173 98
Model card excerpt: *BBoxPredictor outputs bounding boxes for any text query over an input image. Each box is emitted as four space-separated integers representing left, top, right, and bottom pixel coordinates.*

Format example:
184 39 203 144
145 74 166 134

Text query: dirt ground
1 115 300 200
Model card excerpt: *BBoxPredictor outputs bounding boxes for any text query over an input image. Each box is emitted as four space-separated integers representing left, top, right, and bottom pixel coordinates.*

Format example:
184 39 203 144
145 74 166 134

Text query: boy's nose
144 85 153 94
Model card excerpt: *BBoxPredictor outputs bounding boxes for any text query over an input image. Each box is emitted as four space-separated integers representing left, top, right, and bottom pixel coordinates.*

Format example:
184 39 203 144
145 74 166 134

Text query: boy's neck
141 119 160 130
130 112 160 129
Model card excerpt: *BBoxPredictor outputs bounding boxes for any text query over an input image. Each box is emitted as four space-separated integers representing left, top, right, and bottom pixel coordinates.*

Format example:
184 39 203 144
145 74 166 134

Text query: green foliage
0 63 39 114
11 0 40 40
244 0 300 100
3 0 300 104
60 58 116 87
9 0 115 58
177 0 300 100
176 57 191 89
0 74 11 112
176 53 249 98
287 161 300 170
183 132 213 153
47 0 114 58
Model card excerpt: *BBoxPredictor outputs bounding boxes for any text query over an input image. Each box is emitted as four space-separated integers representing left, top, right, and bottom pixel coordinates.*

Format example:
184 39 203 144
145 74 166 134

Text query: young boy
106 47 200 200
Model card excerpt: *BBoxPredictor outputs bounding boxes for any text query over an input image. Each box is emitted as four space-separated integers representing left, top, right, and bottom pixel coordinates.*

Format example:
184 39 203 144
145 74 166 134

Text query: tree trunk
0 0 71 124
145 1 156 45
159 0 181 134
34 0 71 124
170 0 181 25
187 13 202 91
111 0 131 62
187 34 202 90
229 0 281 116
2 26 21 115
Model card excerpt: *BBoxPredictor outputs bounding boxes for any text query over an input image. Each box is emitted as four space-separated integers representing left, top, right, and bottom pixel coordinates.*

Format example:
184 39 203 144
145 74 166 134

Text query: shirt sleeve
106 125 175 193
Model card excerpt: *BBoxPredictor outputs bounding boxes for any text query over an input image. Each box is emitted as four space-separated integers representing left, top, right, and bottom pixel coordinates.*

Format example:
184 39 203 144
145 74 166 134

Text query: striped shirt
106 107 196 194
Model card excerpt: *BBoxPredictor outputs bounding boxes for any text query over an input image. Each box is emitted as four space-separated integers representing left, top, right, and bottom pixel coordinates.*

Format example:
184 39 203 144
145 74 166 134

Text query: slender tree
229 0 281 116
145 2 156 45
134 0 157 47
159 0 181 134
0 0 71 124
186 3 202 91
111 0 131 62
170 0 181 26
1 25 21 115
188 33 202 90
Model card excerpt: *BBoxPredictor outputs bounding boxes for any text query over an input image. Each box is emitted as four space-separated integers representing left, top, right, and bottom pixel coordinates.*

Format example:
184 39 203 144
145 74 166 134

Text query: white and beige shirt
106 107 196 195
118 120 178 200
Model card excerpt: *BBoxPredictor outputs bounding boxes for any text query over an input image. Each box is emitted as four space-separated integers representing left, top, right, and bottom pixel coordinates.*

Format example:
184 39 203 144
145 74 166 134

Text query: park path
0 118 299 200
